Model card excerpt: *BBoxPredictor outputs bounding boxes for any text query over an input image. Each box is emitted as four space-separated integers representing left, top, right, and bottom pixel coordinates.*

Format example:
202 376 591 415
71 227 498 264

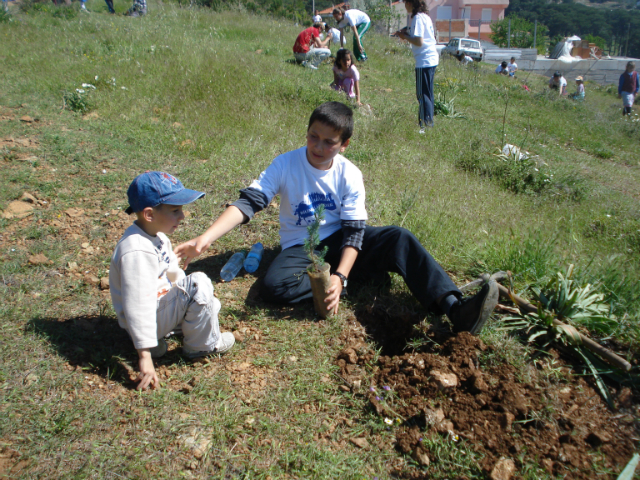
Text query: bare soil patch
337 312 639 479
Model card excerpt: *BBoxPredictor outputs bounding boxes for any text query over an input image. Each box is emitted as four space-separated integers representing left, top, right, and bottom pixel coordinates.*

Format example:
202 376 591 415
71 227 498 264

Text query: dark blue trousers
262 225 460 312
416 66 436 128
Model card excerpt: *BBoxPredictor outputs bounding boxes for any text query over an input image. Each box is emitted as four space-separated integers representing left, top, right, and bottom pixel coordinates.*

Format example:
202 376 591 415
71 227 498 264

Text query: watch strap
333 272 348 288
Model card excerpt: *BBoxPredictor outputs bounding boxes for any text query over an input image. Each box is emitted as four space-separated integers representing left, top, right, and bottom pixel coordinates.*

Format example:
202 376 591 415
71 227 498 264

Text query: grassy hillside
0 1 639 478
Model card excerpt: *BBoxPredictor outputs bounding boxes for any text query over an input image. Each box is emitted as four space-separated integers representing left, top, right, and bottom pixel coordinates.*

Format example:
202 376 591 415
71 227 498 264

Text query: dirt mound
336 326 638 479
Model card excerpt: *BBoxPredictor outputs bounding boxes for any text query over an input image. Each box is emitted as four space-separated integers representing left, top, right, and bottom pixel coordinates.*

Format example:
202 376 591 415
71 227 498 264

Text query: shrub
63 91 91 114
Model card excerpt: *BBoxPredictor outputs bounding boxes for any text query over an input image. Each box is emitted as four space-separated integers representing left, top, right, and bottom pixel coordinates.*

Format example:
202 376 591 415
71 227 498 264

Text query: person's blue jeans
416 66 436 128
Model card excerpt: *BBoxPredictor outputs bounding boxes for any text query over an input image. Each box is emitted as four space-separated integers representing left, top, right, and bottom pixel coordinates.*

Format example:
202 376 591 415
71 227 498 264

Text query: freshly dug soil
336 311 639 479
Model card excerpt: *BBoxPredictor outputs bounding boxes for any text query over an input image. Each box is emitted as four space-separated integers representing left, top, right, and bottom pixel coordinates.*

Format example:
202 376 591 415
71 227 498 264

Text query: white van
442 38 484 61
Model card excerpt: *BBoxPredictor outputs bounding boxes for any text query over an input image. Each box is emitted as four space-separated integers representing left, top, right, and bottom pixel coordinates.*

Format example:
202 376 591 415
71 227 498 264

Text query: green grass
0 0 639 478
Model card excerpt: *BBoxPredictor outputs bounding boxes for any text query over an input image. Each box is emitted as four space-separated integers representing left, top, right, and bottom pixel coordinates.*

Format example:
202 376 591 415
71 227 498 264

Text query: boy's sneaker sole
183 332 235 359
450 280 499 335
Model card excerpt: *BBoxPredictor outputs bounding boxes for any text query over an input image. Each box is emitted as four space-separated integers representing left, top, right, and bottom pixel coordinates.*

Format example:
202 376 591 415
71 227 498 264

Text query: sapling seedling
304 205 328 273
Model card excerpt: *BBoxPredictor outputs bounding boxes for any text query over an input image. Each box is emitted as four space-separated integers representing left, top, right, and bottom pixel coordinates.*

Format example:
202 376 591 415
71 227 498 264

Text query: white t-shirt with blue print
247 147 368 250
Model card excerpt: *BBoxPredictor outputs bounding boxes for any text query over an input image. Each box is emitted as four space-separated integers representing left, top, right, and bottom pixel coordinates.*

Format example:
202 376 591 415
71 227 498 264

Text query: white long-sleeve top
109 222 185 349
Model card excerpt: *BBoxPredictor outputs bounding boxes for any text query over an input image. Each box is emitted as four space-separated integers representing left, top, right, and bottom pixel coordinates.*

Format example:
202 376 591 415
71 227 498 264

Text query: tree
490 15 549 54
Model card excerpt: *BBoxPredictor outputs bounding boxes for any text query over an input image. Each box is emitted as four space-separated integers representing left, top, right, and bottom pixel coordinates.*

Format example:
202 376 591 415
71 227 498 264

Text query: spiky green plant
499 265 618 407
304 205 328 273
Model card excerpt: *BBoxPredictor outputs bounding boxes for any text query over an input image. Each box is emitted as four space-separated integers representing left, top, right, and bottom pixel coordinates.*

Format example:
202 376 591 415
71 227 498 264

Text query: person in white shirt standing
395 0 439 132
333 7 371 62
313 9 322 23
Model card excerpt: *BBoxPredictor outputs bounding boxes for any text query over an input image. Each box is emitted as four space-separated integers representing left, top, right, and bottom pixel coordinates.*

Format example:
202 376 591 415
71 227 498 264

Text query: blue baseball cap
125 171 205 214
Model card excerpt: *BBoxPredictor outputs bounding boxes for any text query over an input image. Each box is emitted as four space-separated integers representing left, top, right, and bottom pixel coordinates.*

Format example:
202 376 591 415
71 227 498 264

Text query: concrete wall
483 48 637 85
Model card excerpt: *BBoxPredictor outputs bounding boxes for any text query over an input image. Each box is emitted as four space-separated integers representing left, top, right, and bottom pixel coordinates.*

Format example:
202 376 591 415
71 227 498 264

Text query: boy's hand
136 349 160 391
325 275 343 315
174 235 210 269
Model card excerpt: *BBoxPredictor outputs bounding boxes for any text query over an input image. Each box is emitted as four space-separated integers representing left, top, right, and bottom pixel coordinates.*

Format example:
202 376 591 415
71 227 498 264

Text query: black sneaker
448 280 499 335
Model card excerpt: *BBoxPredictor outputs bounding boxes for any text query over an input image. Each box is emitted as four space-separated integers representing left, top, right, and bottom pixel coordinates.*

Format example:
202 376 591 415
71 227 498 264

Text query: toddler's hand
136 350 160 391
174 236 210 269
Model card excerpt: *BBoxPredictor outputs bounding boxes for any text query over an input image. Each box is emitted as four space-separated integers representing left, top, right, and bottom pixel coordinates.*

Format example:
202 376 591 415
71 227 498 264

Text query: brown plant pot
307 263 331 319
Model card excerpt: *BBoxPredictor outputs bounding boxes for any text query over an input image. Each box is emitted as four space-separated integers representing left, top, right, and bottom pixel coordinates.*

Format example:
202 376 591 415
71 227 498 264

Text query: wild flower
384 418 393 425
383 386 391 391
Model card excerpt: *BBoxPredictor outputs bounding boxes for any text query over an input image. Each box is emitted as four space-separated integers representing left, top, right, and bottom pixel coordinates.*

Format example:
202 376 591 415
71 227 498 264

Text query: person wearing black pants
262 225 458 313
175 102 498 335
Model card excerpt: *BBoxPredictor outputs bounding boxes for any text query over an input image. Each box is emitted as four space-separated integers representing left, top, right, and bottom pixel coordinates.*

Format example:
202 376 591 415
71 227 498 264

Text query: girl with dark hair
331 49 362 105
395 0 439 132
332 6 371 62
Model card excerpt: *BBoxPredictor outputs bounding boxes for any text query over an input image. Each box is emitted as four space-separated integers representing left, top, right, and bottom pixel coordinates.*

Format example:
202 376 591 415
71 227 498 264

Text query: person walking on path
395 0 439 132
619 61 639 116
333 7 370 62
293 23 332 69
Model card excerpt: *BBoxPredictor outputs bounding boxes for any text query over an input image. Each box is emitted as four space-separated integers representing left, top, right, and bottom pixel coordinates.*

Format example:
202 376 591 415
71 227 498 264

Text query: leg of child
309 48 331 67
342 78 355 98
262 226 460 312
156 272 221 355
416 66 436 128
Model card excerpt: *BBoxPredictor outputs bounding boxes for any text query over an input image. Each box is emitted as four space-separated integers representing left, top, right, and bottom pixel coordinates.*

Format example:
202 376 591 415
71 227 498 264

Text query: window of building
481 8 492 22
437 6 452 20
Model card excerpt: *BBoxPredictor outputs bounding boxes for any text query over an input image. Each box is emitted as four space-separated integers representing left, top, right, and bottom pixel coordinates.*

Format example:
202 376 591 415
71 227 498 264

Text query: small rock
100 277 110 290
28 254 50 265
411 447 430 466
469 372 488 392
67 261 78 271
541 458 554 474
617 387 633 408
83 274 100 286
188 376 200 387
349 437 369 449
430 370 458 389
339 385 350 392
20 192 37 204
232 331 245 342
288 356 297 363
192 438 211 460
498 412 515 432
20 115 34 123
340 348 358 364
172 122 182 129
65 208 85 217
2 200 34 219
255 49 263 54
490 457 516 480
25 373 39 385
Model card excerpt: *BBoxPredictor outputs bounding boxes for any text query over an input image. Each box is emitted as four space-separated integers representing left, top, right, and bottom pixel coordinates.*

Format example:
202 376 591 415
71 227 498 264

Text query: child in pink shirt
331 49 362 105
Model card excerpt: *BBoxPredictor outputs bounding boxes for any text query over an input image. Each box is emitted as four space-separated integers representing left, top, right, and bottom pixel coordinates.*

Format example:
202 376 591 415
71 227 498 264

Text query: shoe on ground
183 332 235 359
448 280 499 335
149 338 167 358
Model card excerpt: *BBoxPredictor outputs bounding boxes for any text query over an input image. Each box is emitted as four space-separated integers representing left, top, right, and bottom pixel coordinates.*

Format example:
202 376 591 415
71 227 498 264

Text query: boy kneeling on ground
175 102 499 333
110 172 235 391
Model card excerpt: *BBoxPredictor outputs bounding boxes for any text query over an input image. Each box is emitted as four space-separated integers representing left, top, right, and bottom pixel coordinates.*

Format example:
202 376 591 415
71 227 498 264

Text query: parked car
442 38 484 61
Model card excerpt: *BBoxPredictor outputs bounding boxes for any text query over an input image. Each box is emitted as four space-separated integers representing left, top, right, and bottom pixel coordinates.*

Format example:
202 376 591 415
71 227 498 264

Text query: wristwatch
333 272 348 288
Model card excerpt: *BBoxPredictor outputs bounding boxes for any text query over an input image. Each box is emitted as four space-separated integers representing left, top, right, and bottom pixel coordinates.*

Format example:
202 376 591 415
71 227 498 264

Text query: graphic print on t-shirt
292 192 337 225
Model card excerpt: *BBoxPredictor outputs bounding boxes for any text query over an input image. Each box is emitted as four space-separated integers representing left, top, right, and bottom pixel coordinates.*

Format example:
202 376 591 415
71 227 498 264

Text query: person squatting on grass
394 0 439 133
507 57 518 77
549 71 567 95
293 22 332 69
109 172 235 391
570 76 585 101
124 0 146 16
331 49 362 105
495 61 508 75
333 6 370 62
175 102 499 336
618 61 639 116
326 23 347 49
